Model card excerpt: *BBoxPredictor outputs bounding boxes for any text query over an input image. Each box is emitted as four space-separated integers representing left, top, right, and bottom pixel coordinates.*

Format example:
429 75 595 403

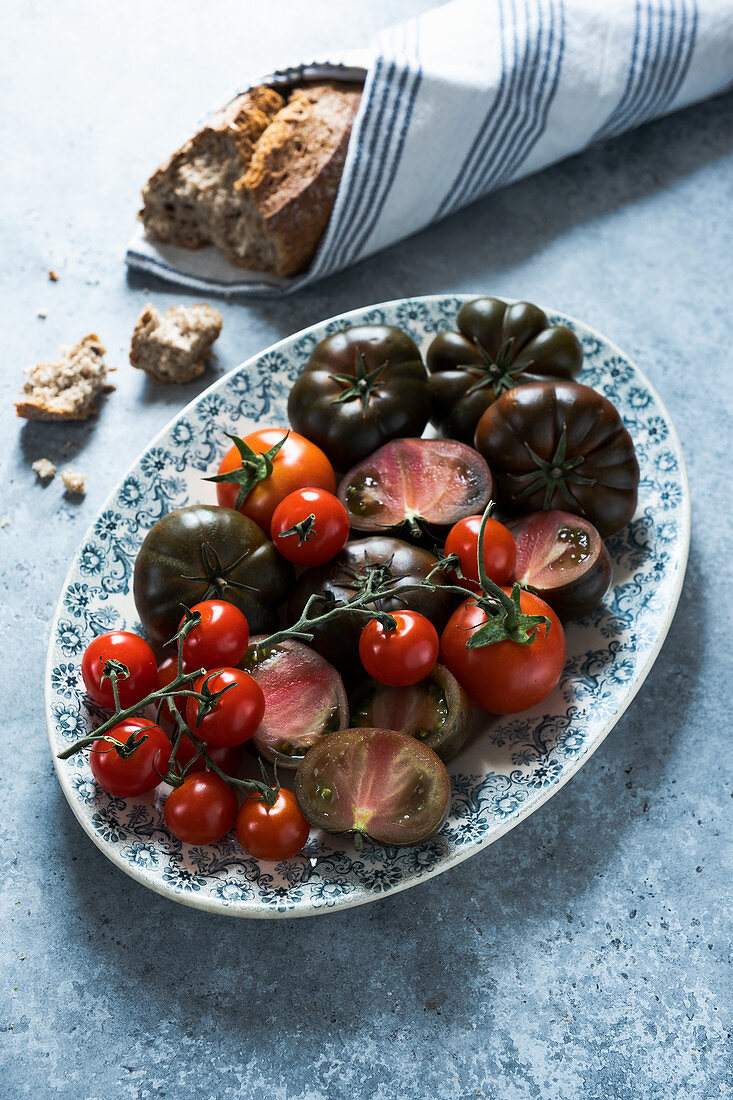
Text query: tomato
164 773 238 844
213 429 336 532
270 487 350 567
179 600 249 672
445 515 517 590
359 611 439 687
236 788 310 861
81 631 158 709
172 734 243 778
440 588 566 714
185 667 265 747
90 718 171 797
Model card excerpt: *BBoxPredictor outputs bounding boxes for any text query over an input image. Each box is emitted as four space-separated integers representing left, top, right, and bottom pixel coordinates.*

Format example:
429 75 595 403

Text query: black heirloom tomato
295 727 450 848
427 298 583 444
474 381 639 537
287 536 453 677
133 505 293 645
287 324 430 471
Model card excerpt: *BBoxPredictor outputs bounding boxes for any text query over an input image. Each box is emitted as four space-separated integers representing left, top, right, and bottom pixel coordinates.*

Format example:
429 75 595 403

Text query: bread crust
242 83 362 276
140 80 362 277
15 334 114 421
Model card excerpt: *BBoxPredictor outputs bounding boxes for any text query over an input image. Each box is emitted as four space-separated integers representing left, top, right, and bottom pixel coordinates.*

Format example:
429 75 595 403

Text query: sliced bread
141 85 285 254
140 81 362 277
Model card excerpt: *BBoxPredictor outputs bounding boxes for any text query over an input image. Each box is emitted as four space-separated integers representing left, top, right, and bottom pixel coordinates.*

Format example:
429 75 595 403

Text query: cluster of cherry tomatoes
77 424 569 861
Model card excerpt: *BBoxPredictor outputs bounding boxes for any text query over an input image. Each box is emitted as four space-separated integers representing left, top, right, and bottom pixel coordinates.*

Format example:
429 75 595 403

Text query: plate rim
45 293 691 918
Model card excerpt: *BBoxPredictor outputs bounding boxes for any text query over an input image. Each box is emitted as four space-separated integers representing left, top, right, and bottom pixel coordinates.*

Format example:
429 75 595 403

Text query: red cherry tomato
90 718 171 797
81 631 158 709
358 610 440 687
164 772 238 844
445 515 517 590
172 734 243 778
440 588 566 714
270 487 350 566
236 788 310 861
185 667 265 747
156 655 188 736
179 600 250 672
215 428 336 532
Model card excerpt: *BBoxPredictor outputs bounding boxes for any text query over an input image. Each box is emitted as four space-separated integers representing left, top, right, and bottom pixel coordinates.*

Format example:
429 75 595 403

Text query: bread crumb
130 303 222 383
37 309 47 319
15 335 115 420
0 519 9 529
32 458 56 481
61 469 86 495
48 269 59 282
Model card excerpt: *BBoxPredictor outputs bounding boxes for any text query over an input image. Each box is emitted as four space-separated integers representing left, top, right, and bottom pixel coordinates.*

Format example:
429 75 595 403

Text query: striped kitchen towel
125 0 733 297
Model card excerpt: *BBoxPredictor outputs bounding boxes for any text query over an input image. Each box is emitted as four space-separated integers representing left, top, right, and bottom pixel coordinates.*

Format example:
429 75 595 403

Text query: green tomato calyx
204 432 289 511
329 351 388 411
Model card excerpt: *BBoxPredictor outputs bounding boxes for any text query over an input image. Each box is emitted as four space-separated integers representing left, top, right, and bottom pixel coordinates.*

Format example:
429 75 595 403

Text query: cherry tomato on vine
236 788 310 861
81 631 158 709
270 487 350 567
185 667 265 747
213 428 336 533
172 734 244 778
445 515 517 591
164 772 238 844
359 610 440 687
90 718 171 797
156 654 188 732
179 600 250 672
440 587 566 714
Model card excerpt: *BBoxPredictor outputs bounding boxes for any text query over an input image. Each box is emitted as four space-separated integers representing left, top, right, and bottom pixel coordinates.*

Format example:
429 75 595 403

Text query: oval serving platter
46 295 689 918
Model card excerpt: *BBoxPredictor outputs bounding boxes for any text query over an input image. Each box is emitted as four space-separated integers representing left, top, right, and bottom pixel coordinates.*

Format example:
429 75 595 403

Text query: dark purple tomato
337 437 493 537
294 727 450 848
287 536 453 677
349 663 472 762
241 636 348 769
508 510 613 620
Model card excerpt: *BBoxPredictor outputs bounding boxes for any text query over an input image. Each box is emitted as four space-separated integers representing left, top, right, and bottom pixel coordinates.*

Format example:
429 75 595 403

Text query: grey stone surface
1 3 731 1098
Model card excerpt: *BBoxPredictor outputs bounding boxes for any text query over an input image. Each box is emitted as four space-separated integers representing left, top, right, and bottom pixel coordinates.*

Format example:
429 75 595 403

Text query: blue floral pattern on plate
45 295 689 918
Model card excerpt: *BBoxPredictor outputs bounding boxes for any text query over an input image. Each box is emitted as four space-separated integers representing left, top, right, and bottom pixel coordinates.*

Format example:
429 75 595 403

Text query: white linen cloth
126 0 733 297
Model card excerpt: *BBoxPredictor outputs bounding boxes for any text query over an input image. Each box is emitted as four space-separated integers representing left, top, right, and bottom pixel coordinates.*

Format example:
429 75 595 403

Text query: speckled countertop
1 3 731 1098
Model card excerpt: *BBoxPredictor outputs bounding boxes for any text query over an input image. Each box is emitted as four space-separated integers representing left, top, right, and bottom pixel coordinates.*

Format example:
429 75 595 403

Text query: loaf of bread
140 81 362 278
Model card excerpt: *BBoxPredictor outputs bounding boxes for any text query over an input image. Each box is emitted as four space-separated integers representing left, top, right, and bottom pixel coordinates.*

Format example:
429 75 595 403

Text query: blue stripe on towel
341 64 424 265
309 56 394 275
490 0 565 191
437 0 565 218
436 0 517 218
594 1 698 143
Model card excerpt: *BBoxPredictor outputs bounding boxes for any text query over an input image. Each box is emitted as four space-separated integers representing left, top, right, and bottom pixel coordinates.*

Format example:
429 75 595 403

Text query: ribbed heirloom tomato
213 429 336 532
440 588 566 714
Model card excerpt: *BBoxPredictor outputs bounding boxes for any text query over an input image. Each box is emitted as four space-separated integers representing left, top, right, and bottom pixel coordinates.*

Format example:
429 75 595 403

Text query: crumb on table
32 458 56 481
61 469 86 495
48 269 59 281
